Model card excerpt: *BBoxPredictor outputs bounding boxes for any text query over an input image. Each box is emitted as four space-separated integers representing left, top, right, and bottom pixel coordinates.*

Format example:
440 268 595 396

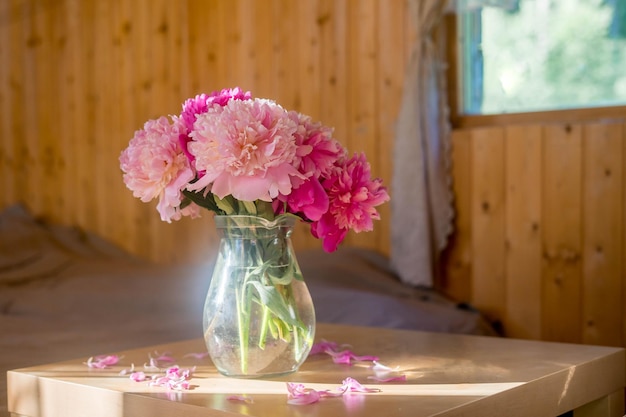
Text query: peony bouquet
119 88 389 376
119 87 389 252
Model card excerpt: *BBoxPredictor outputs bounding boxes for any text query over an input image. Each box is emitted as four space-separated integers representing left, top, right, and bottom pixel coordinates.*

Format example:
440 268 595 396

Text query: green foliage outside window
459 0 626 115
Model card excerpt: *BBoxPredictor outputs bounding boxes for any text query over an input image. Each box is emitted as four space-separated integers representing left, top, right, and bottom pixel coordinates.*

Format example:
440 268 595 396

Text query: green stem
258 304 270 350
293 322 301 361
235 287 249 374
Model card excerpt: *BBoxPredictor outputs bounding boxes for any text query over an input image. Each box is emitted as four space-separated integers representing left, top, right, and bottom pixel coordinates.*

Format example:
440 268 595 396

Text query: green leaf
267 271 293 285
215 195 236 214
239 200 257 215
246 281 301 328
255 201 275 220
267 262 301 285
270 316 292 342
182 189 221 213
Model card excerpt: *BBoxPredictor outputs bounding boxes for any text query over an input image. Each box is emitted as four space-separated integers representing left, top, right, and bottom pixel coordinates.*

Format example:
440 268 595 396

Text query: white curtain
391 0 454 287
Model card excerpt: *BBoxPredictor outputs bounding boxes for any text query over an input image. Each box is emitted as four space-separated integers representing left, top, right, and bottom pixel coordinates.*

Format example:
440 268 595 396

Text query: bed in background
0 204 496 415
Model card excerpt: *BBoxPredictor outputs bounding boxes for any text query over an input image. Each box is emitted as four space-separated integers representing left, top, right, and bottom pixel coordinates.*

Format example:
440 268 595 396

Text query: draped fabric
390 0 454 287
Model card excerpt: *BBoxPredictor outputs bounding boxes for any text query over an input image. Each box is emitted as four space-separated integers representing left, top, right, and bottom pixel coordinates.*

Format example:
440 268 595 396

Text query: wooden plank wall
443 121 626 348
0 0 411 263
2 0 625 349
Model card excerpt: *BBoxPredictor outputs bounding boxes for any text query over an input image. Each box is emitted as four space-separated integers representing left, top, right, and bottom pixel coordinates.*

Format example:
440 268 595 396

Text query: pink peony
178 88 252 165
180 88 252 133
206 87 251 106
289 111 346 184
310 216 349 253
180 94 210 134
283 178 328 221
187 98 303 202
277 112 346 221
311 153 389 252
119 116 195 222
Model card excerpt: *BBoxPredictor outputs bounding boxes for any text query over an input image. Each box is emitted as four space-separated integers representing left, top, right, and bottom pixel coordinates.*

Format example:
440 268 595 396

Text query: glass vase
203 215 316 378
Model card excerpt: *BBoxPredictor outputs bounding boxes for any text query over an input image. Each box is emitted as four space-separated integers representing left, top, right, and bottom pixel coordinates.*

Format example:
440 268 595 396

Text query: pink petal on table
85 354 121 369
309 340 341 355
326 350 379 365
119 363 136 375
227 395 254 404
319 388 348 398
288 391 321 404
175 380 192 390
130 371 147 382
144 358 161 371
184 352 210 359
286 383 323 405
341 377 381 393
141 365 196 390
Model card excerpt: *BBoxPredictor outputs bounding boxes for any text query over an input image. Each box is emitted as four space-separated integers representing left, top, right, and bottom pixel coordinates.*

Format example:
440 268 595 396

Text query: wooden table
7 324 626 417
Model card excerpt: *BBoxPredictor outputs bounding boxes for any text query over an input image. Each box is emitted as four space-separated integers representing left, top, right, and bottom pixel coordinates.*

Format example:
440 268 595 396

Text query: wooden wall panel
22 1 42 215
446 119 626 347
57 0 77 227
375 0 406 250
93 1 115 236
581 123 623 346
504 125 542 340
441 129 472 302
618 123 626 346
345 0 378 249
470 127 506 323
0 0 402 263
34 0 58 221
0 2 14 208
542 123 583 343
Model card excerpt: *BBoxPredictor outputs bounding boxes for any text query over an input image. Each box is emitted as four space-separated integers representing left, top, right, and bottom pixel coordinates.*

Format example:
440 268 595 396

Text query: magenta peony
311 153 389 252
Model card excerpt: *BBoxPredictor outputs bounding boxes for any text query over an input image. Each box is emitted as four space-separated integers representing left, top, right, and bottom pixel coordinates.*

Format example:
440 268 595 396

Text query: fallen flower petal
119 363 136 376
176 380 192 390
130 364 195 391
286 383 322 405
319 389 347 398
144 358 161 371
184 352 210 359
341 377 381 393
227 395 254 404
287 391 321 405
85 355 121 369
166 365 196 379
130 371 147 382
309 340 341 355
285 378 377 406
326 349 379 365
146 366 195 391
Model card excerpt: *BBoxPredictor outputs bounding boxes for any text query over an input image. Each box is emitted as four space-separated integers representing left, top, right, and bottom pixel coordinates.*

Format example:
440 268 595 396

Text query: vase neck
214 215 296 239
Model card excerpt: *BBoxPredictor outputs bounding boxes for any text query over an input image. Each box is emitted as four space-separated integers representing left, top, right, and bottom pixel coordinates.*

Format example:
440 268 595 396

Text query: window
457 0 626 115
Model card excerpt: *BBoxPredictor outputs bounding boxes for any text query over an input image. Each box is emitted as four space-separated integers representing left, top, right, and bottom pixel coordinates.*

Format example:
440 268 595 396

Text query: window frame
444 13 626 129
